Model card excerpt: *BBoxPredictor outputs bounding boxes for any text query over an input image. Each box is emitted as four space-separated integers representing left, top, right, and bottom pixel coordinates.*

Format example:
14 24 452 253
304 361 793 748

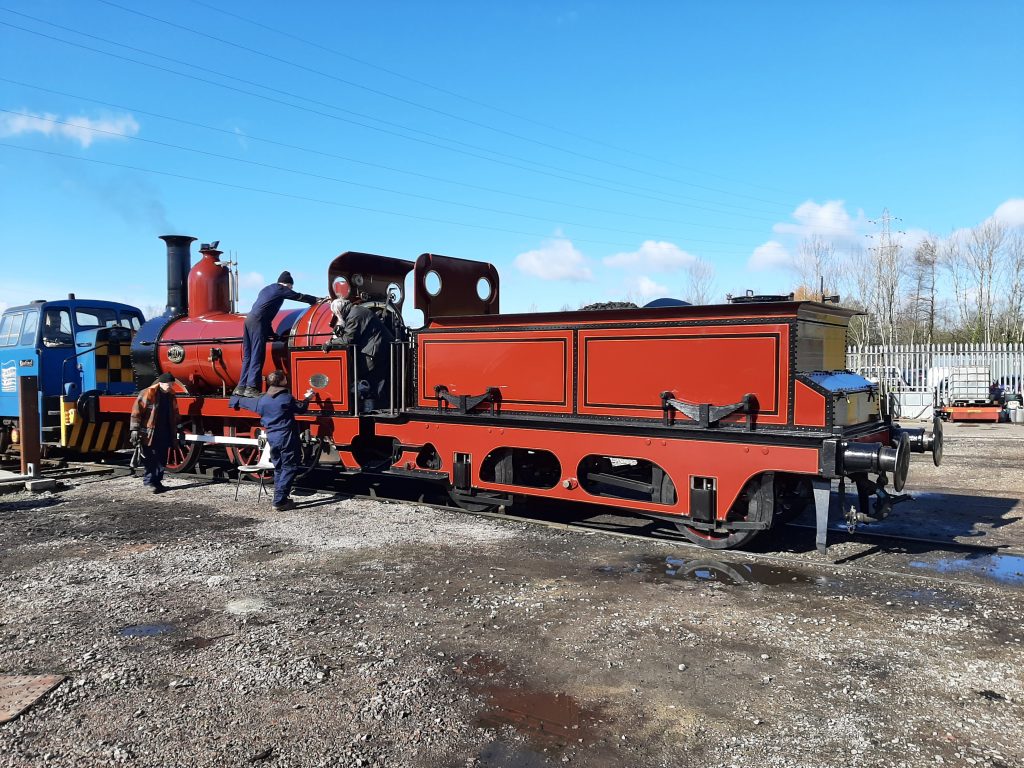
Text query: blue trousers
239 322 268 389
270 433 302 505
141 432 169 487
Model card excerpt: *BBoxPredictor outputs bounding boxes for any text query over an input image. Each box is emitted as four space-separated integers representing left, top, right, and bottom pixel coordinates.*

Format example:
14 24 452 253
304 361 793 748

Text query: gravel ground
1 426 1023 768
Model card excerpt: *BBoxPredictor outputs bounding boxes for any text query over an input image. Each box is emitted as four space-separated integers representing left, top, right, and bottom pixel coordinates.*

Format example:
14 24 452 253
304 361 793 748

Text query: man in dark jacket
129 372 179 493
235 272 318 398
328 296 394 412
231 370 314 511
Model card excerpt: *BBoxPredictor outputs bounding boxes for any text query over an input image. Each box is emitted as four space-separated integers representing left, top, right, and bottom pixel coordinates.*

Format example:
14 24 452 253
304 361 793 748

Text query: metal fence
846 343 1024 420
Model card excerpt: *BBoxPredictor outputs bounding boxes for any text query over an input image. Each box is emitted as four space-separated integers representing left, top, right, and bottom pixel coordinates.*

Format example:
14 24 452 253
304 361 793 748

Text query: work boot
273 499 296 512
242 387 261 398
232 385 246 396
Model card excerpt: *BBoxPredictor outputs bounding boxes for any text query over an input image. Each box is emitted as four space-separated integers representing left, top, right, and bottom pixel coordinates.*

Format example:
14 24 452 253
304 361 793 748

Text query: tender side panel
577 324 789 424
377 420 820 519
793 380 826 427
417 330 573 414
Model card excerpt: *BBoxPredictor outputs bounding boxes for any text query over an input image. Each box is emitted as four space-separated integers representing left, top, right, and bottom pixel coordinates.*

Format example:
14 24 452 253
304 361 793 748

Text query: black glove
129 430 140 447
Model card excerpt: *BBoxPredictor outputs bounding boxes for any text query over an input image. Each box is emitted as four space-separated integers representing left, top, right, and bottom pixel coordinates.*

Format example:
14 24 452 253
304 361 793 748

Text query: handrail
138 331 336 347
59 341 113 397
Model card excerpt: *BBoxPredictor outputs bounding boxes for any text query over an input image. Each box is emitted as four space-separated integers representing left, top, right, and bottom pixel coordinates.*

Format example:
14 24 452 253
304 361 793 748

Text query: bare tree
793 235 838 298
999 230 1024 342
683 258 715 304
843 245 873 348
907 236 938 343
966 219 1006 344
945 220 1007 342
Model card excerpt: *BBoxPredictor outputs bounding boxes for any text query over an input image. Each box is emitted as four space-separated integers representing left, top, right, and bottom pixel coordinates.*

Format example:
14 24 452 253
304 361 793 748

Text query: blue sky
1 0 1021 320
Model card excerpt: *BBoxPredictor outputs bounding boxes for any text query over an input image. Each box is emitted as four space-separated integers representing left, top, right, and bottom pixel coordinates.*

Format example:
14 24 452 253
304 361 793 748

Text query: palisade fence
845 343 1024 420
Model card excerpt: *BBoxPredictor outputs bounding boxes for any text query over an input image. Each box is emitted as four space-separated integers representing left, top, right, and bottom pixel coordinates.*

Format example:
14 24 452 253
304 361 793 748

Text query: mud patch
454 654 602 751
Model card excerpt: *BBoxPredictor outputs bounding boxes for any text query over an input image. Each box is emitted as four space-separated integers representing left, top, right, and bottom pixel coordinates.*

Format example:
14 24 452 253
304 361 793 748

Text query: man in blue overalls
235 272 318 398
232 370 314 511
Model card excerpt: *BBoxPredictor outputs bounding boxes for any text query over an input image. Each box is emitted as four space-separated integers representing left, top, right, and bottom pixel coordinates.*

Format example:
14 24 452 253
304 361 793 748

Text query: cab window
42 309 73 347
119 310 144 331
0 312 24 346
20 311 39 346
75 307 120 328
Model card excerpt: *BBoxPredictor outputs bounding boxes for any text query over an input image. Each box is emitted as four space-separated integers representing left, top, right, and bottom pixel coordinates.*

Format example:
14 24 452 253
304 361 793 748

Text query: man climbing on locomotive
231 370 315 511
326 293 394 412
234 271 318 398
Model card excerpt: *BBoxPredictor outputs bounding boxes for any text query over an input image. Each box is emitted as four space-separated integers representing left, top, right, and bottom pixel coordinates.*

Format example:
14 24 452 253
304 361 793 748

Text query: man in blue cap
235 272 318 398
232 370 315 511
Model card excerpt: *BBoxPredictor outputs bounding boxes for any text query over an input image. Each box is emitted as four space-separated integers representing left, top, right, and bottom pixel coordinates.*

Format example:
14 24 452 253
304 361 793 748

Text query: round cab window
476 277 492 302
333 277 350 299
387 282 403 304
424 270 442 296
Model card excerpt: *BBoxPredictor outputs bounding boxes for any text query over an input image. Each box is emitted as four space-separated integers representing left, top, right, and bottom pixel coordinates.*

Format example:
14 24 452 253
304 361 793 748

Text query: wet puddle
663 556 812 586
454 654 601 749
909 554 1024 586
599 556 814 587
118 623 176 638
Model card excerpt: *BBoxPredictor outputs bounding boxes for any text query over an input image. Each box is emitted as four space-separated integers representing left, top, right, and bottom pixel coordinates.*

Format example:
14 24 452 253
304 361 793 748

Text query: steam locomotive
58 236 943 551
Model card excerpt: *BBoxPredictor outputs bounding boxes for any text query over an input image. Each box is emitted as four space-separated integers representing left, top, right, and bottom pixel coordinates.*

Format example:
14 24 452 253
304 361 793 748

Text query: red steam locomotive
76 236 942 552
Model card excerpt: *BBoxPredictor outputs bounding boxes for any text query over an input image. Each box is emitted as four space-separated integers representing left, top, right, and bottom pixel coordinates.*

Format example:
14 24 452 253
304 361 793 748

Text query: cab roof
2 299 142 314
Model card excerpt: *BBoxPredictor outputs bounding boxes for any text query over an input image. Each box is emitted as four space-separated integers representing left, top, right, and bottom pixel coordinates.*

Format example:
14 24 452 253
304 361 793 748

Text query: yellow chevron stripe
110 421 124 451
95 421 110 452
83 422 96 453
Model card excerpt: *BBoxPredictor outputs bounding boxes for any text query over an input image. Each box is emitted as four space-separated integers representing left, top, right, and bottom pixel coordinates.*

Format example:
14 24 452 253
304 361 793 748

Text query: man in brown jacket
130 372 180 493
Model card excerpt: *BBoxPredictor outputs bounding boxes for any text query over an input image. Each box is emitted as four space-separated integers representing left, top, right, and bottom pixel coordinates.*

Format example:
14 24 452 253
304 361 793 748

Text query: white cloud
773 199 864 243
0 110 139 148
626 275 669 301
747 240 792 271
603 240 697 272
992 198 1024 228
514 237 593 281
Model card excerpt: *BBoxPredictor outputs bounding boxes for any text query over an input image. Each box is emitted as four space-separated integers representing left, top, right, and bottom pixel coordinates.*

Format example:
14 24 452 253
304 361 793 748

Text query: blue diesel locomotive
0 296 144 454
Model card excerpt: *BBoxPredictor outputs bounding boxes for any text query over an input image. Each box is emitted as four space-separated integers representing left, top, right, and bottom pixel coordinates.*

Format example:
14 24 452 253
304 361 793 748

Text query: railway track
18 455 1023 591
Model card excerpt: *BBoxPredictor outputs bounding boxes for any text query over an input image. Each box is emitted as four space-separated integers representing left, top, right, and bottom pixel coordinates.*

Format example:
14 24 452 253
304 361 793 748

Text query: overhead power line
0 108 766 248
99 0 795 208
184 0 795 197
0 141 754 254
0 77 795 235
0 11 790 221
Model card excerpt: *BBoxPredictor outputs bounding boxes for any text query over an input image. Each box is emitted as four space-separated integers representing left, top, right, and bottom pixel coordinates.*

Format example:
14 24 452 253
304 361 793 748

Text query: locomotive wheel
774 475 812 524
165 418 203 474
665 473 774 550
225 424 264 468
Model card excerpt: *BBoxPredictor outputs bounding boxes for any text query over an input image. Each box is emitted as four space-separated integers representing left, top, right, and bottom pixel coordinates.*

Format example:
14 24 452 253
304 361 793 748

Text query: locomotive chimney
160 234 196 317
